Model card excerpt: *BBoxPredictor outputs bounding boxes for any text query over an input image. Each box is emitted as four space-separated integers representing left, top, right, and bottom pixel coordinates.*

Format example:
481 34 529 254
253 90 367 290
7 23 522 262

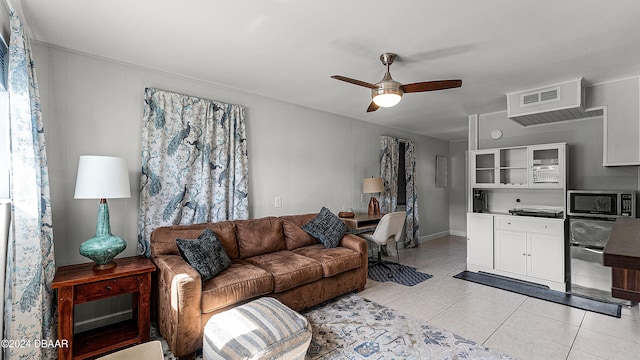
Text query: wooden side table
52 256 156 360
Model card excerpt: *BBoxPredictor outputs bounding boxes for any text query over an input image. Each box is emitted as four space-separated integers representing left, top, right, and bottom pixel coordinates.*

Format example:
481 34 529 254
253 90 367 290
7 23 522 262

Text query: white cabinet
494 229 527 275
586 77 640 166
527 232 564 282
528 144 566 188
471 149 498 186
470 143 566 189
494 216 565 285
467 213 494 268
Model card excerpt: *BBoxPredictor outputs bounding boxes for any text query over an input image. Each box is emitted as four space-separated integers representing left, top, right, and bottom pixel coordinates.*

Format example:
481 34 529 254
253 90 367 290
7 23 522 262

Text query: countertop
603 218 640 270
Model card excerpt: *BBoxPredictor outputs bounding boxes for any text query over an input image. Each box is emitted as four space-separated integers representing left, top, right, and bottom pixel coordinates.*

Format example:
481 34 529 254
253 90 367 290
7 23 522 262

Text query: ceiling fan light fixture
331 52 461 112
372 86 403 107
373 93 402 107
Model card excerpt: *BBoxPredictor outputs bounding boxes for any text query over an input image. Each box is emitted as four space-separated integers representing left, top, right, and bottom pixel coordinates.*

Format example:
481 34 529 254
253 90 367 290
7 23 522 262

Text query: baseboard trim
417 230 467 243
419 230 450 243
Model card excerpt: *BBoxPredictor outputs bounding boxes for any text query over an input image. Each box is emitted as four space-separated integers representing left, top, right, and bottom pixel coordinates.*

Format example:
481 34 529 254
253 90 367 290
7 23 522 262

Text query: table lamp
74 156 131 270
363 177 384 216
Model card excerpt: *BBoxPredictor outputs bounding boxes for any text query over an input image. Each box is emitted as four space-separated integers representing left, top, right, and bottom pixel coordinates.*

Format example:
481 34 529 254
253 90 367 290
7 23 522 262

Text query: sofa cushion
293 244 362 277
282 219 319 250
176 229 232 281
302 207 348 248
150 221 239 259
235 217 286 258
245 251 322 293
201 259 274 313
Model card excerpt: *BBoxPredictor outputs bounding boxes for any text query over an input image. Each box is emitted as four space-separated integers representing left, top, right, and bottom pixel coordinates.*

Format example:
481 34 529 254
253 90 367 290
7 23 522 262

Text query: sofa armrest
339 234 368 291
340 233 368 255
152 255 203 357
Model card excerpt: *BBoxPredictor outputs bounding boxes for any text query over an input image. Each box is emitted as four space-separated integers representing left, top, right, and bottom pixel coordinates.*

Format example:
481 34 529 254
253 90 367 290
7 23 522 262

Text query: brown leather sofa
150 213 368 358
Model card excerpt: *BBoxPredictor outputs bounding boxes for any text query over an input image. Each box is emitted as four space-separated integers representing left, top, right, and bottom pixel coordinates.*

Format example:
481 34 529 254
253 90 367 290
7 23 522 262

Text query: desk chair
360 212 406 277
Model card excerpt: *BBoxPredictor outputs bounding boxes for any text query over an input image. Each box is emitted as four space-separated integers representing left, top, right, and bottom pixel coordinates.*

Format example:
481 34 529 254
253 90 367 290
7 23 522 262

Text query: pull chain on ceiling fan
331 52 462 112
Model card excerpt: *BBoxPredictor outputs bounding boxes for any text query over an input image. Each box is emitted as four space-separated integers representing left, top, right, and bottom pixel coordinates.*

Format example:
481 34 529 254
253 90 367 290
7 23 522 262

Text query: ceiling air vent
520 87 559 107
522 93 540 105
507 78 603 126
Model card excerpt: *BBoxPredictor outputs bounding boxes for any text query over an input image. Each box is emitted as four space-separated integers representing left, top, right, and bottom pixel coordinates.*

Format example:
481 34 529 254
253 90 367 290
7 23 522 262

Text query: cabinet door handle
522 253 526 256
543 225 548 228
106 285 112 291
527 254 531 256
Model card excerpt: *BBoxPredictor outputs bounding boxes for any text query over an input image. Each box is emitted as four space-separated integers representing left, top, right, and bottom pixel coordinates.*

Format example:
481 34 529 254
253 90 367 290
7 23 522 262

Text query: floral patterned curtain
4 11 56 360
403 141 420 247
137 88 249 256
379 136 420 248
379 136 399 213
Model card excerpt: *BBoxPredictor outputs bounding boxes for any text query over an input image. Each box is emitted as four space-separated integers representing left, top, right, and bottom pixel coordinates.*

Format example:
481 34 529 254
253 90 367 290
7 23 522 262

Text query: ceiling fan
331 53 462 112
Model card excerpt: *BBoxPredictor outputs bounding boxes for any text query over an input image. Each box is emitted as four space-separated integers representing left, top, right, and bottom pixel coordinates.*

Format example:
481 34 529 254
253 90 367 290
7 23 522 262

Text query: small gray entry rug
367 260 433 286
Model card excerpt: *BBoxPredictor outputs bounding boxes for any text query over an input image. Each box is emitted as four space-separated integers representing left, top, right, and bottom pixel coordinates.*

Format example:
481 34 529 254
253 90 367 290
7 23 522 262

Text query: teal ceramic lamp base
80 199 127 270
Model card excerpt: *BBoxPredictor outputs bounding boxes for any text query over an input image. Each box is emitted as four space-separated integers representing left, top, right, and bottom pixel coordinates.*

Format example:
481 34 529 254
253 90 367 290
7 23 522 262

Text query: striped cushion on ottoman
203 297 312 360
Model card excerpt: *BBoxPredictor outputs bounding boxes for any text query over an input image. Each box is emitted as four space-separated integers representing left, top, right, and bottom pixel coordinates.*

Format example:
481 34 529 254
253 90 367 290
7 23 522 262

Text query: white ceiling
13 0 640 140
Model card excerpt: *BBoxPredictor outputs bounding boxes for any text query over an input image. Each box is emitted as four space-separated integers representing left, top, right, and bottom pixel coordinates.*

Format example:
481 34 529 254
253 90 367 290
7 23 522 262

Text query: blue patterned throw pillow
176 228 231 281
302 207 349 248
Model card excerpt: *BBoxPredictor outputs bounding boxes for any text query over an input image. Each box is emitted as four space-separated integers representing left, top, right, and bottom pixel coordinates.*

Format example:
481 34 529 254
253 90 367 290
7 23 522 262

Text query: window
397 141 406 206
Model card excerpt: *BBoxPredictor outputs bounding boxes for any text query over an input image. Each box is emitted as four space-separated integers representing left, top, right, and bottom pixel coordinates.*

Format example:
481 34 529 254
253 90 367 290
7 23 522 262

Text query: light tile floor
359 235 640 360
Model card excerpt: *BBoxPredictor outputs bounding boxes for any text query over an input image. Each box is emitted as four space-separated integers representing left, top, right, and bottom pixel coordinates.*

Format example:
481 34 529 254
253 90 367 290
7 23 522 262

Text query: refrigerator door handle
584 247 604 255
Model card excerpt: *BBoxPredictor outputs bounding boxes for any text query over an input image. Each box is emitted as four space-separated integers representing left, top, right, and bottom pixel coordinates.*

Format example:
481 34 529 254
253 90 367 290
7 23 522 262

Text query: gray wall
477 79 640 192
448 140 468 236
30 42 451 325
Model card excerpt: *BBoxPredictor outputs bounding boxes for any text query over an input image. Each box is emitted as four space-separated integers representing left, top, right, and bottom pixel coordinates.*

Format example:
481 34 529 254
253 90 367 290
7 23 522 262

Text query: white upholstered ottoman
203 297 312 360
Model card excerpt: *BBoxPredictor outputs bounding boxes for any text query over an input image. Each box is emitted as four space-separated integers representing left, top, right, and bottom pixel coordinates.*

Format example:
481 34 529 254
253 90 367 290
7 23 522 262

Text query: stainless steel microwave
567 190 636 218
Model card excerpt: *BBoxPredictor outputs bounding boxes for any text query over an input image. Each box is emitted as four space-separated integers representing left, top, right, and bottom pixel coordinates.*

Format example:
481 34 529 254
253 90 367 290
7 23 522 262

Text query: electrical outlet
275 196 282 208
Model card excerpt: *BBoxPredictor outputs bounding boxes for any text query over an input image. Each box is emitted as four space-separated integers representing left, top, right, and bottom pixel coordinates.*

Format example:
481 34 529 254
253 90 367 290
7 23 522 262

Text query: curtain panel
403 141 420 247
379 136 420 249
4 11 56 360
137 88 249 256
379 136 399 213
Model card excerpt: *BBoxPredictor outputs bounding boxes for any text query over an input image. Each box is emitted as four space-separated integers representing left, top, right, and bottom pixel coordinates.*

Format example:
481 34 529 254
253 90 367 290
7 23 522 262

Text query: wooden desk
341 213 383 234
52 256 156 360
603 218 640 302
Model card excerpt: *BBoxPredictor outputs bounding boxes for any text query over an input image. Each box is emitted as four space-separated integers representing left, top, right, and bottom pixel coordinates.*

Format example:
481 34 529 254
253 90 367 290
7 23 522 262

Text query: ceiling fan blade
366 102 380 112
331 75 378 89
400 79 462 93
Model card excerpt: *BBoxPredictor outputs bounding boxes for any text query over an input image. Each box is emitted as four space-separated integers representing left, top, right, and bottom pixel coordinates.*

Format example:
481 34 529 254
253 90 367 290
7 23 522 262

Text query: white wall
448 140 467 236
31 41 452 261
31 41 452 325
476 78 640 191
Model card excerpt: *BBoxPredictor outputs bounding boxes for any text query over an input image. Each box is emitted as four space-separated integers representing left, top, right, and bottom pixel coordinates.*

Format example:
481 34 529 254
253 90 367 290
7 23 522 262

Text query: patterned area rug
152 294 515 359
302 293 515 360
367 260 433 286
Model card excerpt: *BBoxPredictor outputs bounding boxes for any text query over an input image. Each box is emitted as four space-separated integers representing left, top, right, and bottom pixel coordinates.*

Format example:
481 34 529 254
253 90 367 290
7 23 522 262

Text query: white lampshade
373 93 402 107
363 177 384 194
74 156 131 199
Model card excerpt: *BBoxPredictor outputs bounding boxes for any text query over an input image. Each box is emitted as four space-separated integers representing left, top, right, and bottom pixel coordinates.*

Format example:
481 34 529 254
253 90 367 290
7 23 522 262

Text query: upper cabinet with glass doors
528 144 566 188
471 143 566 188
